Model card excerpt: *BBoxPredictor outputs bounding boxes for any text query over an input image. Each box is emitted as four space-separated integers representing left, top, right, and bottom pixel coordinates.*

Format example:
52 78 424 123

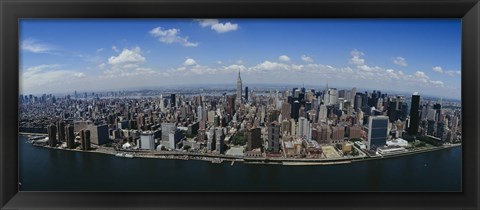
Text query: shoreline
21 133 461 166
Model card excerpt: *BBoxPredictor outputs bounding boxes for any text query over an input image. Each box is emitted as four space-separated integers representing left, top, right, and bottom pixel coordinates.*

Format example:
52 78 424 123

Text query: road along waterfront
22 133 461 166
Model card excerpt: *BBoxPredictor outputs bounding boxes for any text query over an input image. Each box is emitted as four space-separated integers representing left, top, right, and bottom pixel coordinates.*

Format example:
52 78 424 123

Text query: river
18 135 461 191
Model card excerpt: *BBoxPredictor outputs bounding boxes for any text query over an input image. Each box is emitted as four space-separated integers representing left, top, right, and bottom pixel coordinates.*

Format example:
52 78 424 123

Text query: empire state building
236 70 242 104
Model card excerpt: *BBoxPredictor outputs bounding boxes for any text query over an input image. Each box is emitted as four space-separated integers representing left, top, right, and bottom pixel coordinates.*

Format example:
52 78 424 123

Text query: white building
386 138 409 147
137 131 155 150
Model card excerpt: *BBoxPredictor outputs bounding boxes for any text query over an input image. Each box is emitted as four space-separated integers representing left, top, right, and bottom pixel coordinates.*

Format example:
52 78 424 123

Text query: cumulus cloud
108 47 146 66
101 47 156 78
112 46 119 52
278 55 290 62
250 61 291 72
301 55 314 63
149 27 198 47
393 57 408 67
414 71 430 83
196 19 238 33
184 58 197 66
21 38 55 53
349 49 365 65
432 66 443 73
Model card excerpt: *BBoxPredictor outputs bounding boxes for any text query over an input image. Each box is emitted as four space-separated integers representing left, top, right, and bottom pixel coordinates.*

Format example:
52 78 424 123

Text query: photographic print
18 19 462 191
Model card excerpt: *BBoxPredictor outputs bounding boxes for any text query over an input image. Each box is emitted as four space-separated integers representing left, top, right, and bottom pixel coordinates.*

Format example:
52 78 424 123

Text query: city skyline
20 19 461 99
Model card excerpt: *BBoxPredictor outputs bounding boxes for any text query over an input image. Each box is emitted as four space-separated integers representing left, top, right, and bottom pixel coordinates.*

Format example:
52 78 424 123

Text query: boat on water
115 153 134 158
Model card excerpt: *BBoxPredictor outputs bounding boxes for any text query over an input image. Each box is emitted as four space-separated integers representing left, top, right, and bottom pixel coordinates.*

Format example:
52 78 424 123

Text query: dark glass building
408 94 420 135
367 116 389 150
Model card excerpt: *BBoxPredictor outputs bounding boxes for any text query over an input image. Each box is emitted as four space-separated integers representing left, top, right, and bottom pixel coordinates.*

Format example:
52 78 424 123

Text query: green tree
231 131 247 146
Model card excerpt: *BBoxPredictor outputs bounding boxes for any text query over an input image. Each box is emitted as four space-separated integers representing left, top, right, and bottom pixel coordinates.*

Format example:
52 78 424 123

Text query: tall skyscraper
65 124 75 149
366 116 389 150
245 86 249 102
170 94 176 107
57 121 66 142
354 94 362 111
236 70 242 104
297 117 311 139
408 93 420 135
247 127 262 151
47 124 57 147
215 127 225 154
267 122 280 153
292 100 300 120
80 129 91 151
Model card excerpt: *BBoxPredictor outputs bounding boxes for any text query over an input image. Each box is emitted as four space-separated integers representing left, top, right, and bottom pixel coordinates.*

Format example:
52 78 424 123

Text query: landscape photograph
19 19 461 191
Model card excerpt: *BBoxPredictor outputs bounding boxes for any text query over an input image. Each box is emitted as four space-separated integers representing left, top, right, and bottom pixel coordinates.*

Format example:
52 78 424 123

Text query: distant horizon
20 19 461 100
20 82 461 102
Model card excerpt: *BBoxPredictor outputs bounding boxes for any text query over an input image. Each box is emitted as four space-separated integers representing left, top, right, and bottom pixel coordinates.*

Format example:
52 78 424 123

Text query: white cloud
74 72 86 78
217 61 223 64
96 48 104 53
112 46 119 52
149 27 198 47
414 71 429 79
108 47 146 65
429 80 444 87
446 70 457 77
184 58 197 66
196 19 239 33
432 66 443 73
393 57 408 67
21 38 55 53
349 49 365 65
456 71 461 75
101 47 156 78
236 60 244 64
21 64 87 92
197 19 218 27
250 61 290 72
301 55 314 63
278 55 291 62
223 64 247 73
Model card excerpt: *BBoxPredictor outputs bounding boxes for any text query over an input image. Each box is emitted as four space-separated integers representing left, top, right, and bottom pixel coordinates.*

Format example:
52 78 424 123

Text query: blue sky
20 19 461 99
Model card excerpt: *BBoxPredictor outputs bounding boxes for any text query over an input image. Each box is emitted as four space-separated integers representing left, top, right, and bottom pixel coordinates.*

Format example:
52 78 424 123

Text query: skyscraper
65 124 75 149
80 129 91 151
245 86 249 102
408 93 420 135
247 127 261 151
366 116 389 150
267 122 280 153
236 70 242 104
170 94 176 107
57 121 66 142
47 124 57 147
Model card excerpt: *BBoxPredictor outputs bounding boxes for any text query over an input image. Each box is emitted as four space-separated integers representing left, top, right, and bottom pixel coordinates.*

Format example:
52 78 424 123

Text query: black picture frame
1 0 479 209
